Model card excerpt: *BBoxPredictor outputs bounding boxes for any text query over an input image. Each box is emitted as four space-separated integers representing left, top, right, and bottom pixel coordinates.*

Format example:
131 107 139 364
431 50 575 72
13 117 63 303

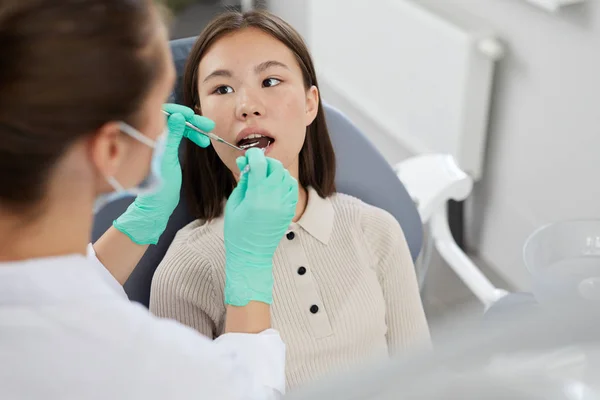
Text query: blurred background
164 0 600 340
165 0 265 39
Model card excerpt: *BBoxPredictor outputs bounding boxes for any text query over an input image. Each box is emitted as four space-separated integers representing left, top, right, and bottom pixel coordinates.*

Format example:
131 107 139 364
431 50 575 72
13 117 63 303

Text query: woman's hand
223 148 299 306
112 103 214 245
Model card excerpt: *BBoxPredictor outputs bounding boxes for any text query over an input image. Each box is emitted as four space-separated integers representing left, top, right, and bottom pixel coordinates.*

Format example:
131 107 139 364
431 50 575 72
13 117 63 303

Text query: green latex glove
112 104 214 245
161 103 212 149
223 148 299 306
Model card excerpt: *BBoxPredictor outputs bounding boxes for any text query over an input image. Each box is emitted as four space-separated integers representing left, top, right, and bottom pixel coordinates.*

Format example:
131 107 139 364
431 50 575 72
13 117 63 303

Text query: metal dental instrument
162 109 264 175
161 110 243 151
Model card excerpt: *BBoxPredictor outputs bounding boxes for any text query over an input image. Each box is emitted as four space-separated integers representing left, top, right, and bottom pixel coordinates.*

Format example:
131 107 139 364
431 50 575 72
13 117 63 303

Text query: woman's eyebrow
255 60 289 74
203 61 289 83
203 69 232 83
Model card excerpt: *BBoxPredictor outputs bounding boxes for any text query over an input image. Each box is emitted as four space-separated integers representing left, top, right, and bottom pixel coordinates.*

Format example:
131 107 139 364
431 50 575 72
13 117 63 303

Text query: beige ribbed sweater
150 188 430 390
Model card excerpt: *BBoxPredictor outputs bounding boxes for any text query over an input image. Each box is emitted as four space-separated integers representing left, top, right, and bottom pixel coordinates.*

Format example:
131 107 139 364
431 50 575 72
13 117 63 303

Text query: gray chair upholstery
92 36 423 307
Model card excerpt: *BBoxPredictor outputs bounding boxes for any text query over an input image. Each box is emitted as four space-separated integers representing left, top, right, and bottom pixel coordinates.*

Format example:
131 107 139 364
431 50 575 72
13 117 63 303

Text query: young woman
150 10 431 390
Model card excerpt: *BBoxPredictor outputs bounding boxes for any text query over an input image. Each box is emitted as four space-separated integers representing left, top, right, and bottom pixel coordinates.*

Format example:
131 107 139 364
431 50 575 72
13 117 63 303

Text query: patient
150 10 430 389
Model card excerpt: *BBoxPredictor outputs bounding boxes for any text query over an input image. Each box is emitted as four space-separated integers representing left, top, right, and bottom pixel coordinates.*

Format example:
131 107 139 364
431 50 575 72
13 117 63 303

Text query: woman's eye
214 85 233 95
263 78 281 88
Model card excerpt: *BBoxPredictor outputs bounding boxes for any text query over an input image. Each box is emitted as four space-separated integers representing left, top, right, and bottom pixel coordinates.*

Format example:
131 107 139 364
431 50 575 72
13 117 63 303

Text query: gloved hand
112 104 214 245
223 148 299 306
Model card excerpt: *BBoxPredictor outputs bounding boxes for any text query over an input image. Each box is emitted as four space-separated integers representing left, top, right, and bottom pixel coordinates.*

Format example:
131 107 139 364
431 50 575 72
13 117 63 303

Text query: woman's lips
236 127 274 143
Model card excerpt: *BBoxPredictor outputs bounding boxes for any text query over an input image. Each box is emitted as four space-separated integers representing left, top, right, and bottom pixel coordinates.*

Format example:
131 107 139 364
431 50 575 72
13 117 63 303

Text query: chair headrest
169 36 198 104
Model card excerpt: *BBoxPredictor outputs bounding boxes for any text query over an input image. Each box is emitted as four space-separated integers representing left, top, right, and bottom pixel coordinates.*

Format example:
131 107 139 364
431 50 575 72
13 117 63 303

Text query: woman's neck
293 184 308 223
0 199 91 262
284 160 307 223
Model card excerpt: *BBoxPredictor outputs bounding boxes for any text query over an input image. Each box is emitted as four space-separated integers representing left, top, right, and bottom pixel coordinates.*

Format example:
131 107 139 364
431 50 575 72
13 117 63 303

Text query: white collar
208 187 335 245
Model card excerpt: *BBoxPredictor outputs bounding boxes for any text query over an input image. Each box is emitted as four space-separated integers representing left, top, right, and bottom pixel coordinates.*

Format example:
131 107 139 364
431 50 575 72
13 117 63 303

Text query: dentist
0 1 297 399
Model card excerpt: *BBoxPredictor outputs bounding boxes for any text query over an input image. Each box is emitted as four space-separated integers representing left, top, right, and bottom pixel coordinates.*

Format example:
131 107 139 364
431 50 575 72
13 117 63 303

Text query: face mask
93 122 168 213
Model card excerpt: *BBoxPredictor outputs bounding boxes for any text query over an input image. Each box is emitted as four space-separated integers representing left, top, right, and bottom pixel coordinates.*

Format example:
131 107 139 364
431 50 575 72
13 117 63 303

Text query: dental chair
91 37 423 307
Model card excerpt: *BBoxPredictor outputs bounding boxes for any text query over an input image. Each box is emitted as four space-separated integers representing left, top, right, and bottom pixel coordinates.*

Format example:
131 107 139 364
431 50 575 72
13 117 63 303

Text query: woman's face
197 27 319 180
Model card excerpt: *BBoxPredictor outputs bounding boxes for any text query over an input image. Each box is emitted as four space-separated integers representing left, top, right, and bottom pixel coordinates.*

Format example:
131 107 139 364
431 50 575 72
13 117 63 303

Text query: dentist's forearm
93 226 149 285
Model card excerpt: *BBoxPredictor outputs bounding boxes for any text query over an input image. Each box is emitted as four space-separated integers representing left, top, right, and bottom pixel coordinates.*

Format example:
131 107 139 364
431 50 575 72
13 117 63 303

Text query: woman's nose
236 91 265 120
242 110 261 118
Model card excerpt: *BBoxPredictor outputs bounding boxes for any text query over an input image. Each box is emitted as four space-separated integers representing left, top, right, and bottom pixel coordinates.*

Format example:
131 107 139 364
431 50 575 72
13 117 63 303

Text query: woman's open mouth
236 133 275 151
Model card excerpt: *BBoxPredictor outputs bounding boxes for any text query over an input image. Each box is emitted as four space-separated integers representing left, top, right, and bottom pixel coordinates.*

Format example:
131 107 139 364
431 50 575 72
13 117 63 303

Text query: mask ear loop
118 122 157 148
106 123 158 193
106 176 125 192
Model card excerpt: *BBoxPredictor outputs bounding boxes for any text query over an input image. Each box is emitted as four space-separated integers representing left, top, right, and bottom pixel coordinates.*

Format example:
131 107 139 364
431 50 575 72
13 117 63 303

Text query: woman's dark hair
0 0 165 212
182 10 336 221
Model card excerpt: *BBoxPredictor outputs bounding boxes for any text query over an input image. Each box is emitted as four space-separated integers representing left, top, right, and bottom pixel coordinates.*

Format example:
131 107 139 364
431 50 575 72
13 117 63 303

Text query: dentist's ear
304 85 319 126
90 122 128 179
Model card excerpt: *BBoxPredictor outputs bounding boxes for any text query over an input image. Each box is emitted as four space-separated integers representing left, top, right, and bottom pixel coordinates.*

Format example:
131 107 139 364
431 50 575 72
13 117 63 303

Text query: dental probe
161 110 243 151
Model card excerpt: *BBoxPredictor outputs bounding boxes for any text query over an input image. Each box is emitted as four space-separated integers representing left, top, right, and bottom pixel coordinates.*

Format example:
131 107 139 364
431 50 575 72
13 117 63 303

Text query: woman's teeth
239 142 259 149
237 135 273 150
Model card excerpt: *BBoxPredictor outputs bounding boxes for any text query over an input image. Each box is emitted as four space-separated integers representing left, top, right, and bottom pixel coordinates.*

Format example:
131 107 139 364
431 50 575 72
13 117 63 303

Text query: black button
297 266 306 275
286 232 295 240
310 305 319 314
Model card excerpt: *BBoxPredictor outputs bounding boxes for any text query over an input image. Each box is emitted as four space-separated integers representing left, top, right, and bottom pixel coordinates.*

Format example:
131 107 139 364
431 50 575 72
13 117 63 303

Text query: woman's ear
304 85 319 126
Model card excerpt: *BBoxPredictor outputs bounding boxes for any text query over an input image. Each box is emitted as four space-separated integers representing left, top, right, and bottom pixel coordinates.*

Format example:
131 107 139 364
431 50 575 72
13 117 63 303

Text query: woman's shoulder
329 192 408 258
328 191 369 217
329 192 401 232
328 192 409 265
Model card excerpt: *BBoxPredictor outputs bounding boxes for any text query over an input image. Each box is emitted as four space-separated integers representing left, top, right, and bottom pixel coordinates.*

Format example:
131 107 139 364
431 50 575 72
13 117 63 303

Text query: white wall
266 0 310 41
419 0 600 290
268 0 600 291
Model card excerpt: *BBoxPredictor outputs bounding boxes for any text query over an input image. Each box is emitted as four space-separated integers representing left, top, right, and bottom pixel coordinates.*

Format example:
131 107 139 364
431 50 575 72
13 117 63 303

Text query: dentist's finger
245 148 268 187
163 103 195 119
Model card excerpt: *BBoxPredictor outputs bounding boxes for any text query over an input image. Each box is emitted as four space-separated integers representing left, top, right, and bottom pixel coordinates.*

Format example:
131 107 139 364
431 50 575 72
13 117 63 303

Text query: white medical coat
0 245 285 399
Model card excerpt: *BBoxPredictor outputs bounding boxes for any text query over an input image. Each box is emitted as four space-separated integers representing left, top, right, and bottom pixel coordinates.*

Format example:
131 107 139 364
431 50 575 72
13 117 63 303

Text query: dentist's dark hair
182 9 336 220
0 0 165 212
